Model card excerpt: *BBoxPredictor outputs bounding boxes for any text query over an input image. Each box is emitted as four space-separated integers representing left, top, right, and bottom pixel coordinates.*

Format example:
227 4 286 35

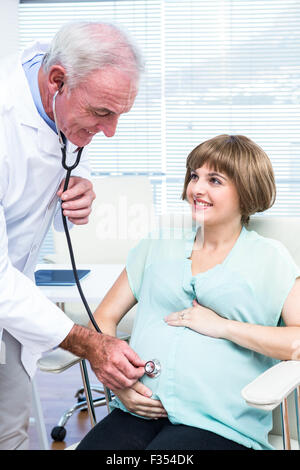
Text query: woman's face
185 163 242 227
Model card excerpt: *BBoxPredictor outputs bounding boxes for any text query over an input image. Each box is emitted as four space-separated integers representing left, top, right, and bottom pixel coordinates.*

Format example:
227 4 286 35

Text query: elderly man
0 21 145 450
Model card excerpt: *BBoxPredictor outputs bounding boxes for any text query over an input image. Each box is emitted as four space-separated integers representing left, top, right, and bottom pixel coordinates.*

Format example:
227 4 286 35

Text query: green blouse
111 225 300 450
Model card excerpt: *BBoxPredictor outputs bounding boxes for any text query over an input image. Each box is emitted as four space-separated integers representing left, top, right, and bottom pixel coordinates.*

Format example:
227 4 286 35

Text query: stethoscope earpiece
52 88 66 149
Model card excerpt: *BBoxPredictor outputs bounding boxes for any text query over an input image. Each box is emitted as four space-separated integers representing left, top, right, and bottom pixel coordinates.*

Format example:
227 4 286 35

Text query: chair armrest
42 253 60 264
38 348 81 373
241 360 300 411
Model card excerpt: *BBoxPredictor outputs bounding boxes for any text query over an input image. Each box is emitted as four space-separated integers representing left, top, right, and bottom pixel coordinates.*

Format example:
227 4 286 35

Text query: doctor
0 21 145 450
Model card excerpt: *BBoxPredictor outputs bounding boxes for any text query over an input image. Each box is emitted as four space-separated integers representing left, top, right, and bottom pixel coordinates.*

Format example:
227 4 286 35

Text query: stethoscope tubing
61 164 102 334
53 90 157 386
60 153 112 417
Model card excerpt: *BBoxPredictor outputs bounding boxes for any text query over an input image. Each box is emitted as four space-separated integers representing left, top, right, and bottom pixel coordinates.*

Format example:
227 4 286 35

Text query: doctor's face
53 66 138 147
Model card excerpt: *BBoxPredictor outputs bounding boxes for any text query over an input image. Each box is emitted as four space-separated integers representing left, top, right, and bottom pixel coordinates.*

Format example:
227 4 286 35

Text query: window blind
163 0 300 217
19 0 300 220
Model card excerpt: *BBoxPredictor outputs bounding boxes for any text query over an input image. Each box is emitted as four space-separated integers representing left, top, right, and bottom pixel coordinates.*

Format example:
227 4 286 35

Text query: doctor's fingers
61 192 95 211
95 370 135 391
90 337 145 388
63 207 92 225
60 177 96 201
92 359 145 390
98 364 146 391
57 176 81 196
90 355 142 390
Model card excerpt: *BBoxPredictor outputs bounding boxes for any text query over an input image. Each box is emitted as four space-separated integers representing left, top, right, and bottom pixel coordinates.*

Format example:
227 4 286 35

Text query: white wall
0 0 19 57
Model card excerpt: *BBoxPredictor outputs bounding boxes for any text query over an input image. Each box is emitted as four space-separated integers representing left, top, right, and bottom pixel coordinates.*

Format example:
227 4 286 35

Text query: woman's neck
196 219 243 252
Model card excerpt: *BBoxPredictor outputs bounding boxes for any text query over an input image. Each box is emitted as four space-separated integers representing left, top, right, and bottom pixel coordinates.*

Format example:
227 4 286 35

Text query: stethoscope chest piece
144 359 161 378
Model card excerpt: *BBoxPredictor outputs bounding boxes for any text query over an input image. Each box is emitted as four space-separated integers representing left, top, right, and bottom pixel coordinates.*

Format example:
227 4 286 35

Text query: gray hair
42 21 144 89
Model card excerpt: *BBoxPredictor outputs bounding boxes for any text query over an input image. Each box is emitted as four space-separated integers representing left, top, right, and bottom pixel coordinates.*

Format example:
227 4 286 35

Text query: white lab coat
0 43 91 377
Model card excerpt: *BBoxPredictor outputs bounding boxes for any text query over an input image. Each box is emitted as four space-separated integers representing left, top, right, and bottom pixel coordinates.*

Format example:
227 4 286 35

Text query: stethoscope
52 89 161 393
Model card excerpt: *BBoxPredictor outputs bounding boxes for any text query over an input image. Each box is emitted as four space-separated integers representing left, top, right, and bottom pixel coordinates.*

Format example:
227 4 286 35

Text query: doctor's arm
0 201 145 389
0 203 74 355
165 277 300 361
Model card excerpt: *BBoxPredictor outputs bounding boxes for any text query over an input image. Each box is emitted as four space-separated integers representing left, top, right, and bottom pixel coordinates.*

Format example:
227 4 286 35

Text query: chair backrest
158 214 300 264
52 175 155 264
247 216 300 268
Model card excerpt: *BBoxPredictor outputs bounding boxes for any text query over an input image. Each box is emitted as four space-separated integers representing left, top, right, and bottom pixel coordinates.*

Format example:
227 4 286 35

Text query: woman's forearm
165 303 300 360
223 320 300 361
88 268 137 337
166 281 300 361
88 317 117 336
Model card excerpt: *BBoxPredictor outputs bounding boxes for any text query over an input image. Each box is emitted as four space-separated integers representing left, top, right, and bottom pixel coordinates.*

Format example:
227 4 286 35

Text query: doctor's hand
164 300 227 339
57 176 96 225
115 381 168 419
60 325 145 390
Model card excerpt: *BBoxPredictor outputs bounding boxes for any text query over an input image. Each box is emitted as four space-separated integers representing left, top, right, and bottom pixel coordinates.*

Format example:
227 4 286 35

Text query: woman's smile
193 198 213 209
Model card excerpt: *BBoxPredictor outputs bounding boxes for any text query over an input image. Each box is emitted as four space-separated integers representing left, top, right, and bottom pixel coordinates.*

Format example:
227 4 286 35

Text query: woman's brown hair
182 134 276 225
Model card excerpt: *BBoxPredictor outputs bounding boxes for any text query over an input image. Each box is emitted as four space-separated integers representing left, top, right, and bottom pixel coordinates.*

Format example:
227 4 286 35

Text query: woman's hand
164 299 228 338
114 381 168 419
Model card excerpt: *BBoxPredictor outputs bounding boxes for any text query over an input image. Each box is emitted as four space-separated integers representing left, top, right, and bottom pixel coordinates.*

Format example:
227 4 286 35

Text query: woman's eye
190 173 198 180
210 177 221 185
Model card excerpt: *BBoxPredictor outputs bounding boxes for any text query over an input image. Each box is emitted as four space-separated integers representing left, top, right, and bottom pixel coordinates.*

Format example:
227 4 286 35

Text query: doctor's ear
48 64 66 95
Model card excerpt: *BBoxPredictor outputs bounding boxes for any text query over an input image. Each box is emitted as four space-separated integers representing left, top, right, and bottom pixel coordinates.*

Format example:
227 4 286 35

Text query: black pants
76 409 250 450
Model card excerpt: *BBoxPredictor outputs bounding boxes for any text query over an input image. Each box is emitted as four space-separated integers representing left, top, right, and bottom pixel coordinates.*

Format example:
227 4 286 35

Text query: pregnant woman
77 134 300 451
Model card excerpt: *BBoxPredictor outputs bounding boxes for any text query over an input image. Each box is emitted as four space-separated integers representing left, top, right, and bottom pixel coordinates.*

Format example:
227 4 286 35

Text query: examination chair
65 215 300 450
34 176 155 446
